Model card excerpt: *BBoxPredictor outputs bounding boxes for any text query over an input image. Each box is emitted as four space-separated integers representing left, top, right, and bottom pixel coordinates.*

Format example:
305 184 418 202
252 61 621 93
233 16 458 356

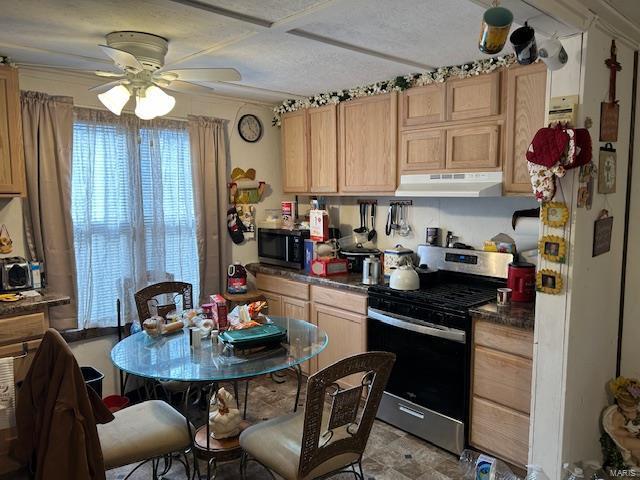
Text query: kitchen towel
0 356 15 430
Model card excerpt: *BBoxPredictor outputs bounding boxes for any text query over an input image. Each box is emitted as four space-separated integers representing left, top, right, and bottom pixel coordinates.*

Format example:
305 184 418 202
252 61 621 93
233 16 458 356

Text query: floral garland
272 54 517 126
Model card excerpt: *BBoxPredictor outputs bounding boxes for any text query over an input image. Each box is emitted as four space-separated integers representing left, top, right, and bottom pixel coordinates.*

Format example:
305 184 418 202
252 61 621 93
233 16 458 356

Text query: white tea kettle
389 261 420 291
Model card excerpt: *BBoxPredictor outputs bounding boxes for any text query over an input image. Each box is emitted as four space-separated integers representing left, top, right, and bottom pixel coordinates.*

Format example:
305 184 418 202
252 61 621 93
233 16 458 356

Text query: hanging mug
510 22 538 65
478 5 514 54
0 225 12 255
539 37 568 71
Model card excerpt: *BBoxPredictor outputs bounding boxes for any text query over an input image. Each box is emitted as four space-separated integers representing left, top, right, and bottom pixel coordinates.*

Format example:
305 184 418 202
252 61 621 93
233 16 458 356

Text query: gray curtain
20 91 76 330
188 115 230 304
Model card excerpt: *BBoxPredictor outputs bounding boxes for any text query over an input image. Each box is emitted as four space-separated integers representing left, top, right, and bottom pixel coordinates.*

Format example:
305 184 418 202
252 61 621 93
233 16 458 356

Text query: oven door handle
367 308 466 343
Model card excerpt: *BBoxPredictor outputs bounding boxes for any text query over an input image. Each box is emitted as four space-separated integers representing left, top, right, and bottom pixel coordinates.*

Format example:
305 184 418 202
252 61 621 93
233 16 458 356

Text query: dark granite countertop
0 291 70 317
246 263 369 294
470 301 535 330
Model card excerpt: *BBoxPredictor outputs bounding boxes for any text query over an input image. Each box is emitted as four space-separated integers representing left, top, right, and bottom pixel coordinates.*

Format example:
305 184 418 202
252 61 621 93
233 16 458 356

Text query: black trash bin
81 366 104 397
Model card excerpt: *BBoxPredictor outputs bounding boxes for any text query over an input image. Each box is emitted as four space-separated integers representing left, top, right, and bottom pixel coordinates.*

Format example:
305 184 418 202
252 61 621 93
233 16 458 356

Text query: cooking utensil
385 205 392 236
354 203 367 234
398 205 412 237
389 262 420 291
368 204 377 241
339 243 382 273
362 255 382 285
390 204 400 233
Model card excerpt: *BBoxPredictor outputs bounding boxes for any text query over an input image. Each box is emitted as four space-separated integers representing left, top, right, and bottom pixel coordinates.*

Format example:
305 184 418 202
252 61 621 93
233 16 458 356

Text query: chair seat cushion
239 412 360 480
98 400 192 469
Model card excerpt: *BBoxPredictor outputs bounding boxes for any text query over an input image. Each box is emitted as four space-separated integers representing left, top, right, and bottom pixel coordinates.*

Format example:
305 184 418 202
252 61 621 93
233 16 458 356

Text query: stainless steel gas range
367 246 513 455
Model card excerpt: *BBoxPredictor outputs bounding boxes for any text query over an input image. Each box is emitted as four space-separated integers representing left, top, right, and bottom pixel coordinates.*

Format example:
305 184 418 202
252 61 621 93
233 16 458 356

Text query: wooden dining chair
239 351 396 480
134 281 193 320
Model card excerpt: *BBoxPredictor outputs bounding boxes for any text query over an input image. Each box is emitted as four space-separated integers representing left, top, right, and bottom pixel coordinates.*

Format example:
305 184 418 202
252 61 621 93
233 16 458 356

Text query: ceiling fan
87 31 241 119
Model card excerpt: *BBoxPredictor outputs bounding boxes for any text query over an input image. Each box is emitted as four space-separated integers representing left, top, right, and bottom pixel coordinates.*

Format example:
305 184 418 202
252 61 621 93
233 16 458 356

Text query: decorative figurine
208 387 242 439
602 377 640 469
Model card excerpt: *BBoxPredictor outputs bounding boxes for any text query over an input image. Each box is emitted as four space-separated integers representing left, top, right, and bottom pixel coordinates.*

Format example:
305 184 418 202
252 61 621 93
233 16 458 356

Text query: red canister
507 262 536 302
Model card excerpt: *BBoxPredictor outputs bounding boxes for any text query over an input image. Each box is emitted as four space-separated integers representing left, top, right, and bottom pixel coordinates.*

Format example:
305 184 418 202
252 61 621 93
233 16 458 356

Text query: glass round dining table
111 316 328 384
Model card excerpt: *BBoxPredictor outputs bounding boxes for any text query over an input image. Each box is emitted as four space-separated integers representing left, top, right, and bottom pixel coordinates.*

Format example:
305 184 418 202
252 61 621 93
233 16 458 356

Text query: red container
210 294 228 331
103 395 130 413
507 262 536 302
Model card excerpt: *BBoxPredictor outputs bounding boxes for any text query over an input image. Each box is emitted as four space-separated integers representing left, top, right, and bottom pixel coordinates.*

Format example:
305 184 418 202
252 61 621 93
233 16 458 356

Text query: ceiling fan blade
89 80 125 93
161 80 214 95
98 45 143 73
95 70 126 78
156 68 241 82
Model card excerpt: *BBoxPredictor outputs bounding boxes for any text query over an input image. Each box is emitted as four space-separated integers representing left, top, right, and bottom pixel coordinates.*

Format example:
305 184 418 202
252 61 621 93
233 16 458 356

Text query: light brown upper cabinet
308 104 338 193
504 63 547 195
399 128 445 173
399 83 446 127
0 66 26 197
446 124 500 170
339 92 397 193
446 71 500 121
281 109 309 193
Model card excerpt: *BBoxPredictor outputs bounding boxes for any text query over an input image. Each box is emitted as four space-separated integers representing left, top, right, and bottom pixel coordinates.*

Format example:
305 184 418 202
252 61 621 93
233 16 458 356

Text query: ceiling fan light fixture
97 84 131 115
134 85 175 120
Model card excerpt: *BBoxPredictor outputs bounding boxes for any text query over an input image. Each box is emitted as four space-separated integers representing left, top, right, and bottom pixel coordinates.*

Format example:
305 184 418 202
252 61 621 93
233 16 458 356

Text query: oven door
367 308 468 421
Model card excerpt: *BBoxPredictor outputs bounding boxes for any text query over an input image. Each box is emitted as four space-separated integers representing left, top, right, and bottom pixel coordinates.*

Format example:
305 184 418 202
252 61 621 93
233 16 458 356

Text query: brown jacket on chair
13 329 114 480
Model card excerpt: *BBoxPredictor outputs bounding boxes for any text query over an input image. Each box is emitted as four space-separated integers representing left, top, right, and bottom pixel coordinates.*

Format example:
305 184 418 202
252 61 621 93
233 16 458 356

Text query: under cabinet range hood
395 172 503 197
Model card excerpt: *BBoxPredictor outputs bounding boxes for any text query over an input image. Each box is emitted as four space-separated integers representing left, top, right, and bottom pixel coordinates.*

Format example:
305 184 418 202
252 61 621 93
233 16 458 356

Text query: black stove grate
369 282 498 310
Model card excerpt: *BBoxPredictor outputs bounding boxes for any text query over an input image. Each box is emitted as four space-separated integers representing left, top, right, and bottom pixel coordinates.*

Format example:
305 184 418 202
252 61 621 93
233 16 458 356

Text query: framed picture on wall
539 235 567 263
541 202 569 228
536 269 563 294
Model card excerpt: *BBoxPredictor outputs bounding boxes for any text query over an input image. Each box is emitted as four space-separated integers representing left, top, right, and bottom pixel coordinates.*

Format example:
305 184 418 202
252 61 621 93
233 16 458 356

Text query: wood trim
310 285 367 316
473 319 533 359
256 273 310 300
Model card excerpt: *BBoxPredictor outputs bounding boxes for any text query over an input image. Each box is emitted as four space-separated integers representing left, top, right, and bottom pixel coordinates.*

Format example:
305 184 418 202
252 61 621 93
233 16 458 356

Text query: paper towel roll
514 217 540 252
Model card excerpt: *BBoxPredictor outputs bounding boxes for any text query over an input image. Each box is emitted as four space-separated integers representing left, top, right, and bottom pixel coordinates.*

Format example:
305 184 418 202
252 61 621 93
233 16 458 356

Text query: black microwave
258 228 310 269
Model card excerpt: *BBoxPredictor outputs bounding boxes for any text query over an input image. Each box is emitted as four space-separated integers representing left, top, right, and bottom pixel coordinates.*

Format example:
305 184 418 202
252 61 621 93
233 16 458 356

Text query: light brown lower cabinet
310 302 366 388
256 274 367 382
470 318 533 468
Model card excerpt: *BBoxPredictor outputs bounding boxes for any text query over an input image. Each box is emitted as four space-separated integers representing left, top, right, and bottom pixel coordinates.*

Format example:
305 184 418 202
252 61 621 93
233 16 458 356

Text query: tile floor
107 373 464 480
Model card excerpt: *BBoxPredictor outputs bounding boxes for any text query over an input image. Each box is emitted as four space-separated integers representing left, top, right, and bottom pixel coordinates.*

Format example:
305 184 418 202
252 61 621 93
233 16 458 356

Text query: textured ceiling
0 0 581 103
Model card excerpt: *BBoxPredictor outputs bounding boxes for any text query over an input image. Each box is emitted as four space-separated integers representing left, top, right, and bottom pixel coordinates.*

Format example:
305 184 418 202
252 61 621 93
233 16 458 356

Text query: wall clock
238 114 263 143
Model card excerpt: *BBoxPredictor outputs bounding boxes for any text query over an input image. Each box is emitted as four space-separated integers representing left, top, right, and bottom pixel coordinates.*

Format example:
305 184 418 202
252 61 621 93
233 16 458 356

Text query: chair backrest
134 281 193 321
298 351 396 478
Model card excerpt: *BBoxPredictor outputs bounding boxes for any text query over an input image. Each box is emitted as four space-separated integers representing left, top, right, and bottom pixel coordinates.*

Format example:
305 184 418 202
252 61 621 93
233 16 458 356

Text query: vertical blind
71 109 199 328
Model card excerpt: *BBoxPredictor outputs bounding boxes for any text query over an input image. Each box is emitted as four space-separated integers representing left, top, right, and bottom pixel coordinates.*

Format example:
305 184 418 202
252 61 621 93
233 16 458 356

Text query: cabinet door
446 124 500 170
399 128 446 173
260 291 283 317
399 84 446 127
446 72 500 121
0 66 25 196
308 104 337 193
282 296 313 375
281 109 309 193
311 303 366 388
504 64 547 195
339 93 397 193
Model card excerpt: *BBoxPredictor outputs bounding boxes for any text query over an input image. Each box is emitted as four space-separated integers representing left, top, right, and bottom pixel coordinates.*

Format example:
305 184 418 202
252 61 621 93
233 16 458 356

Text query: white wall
530 29 635 476
621 59 640 379
332 196 539 254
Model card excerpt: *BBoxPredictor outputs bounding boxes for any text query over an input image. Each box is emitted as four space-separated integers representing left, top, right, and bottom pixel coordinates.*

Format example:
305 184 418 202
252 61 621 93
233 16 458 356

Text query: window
71 110 199 328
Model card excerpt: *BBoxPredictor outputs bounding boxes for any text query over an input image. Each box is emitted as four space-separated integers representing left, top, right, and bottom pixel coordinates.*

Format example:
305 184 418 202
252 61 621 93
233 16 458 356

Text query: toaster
1 257 32 292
